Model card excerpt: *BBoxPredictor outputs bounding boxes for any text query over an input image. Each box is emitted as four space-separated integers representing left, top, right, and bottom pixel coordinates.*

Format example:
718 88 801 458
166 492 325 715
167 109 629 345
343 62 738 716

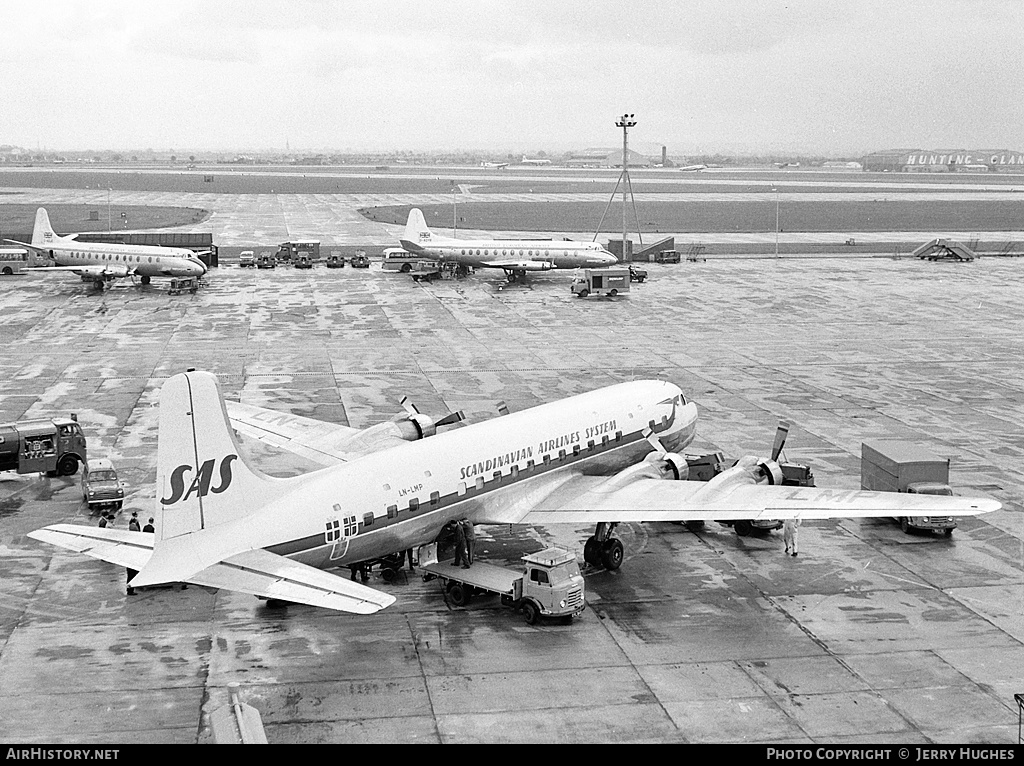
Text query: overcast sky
2 0 1022 156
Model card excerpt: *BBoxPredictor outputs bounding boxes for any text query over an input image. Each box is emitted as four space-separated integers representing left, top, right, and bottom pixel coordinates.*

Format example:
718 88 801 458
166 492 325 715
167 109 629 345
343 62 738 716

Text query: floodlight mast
616 113 636 260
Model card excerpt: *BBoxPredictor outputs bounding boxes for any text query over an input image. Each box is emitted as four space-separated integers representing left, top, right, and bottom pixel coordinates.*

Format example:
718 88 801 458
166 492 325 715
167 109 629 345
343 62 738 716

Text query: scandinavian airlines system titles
459 420 618 480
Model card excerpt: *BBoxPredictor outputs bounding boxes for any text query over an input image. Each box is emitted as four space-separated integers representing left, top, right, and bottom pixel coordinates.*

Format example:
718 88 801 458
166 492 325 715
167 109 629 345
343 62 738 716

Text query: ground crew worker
405 548 415 572
784 517 801 557
461 519 475 565
98 515 108 528
453 519 469 569
143 518 155 533
126 568 137 596
128 512 141 532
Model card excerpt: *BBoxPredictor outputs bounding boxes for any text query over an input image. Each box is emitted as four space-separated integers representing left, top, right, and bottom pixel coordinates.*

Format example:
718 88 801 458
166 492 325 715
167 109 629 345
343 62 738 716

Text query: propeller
396 396 465 439
770 421 790 462
642 428 688 480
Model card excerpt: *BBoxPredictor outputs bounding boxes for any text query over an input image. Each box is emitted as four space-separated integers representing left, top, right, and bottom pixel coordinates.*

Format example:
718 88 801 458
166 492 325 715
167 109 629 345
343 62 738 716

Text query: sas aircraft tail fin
154 370 290 543
400 207 433 252
132 370 297 587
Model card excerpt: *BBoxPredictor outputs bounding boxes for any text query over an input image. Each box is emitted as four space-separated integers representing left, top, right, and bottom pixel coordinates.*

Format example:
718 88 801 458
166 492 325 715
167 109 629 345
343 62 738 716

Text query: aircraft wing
481 259 554 271
24 264 131 279
28 524 395 614
475 471 1000 525
226 401 412 466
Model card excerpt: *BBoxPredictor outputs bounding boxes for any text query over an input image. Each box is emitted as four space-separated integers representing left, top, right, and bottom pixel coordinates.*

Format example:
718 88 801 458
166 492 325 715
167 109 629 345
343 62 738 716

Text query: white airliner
5 208 207 289
678 164 708 172
480 161 510 169
520 156 552 166
29 370 1000 614
400 208 618 282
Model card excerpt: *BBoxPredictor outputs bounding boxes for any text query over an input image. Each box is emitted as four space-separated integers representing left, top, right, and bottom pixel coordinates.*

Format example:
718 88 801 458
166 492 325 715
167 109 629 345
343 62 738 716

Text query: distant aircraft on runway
481 161 510 169
29 370 1000 614
678 164 708 172
4 208 207 290
399 208 617 282
520 156 552 166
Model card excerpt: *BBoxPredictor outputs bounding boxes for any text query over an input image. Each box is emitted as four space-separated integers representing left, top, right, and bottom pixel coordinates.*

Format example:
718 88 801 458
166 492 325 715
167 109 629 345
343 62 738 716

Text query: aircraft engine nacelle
752 458 783 485
392 399 465 441
395 412 437 440
644 451 689 480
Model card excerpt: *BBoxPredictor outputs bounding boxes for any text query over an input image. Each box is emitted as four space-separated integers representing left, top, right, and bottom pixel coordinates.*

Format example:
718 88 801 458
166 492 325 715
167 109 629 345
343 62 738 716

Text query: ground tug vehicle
417 543 585 625
238 250 255 268
0 416 87 477
861 440 957 535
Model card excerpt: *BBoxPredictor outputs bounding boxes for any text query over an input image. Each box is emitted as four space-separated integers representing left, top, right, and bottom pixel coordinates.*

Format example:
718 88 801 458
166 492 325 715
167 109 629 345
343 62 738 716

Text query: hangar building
862 148 1024 173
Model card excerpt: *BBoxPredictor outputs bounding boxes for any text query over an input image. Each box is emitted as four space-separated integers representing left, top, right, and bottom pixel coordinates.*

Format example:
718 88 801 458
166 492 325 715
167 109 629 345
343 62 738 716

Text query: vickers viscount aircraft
29 370 1000 614
5 208 207 290
400 208 617 282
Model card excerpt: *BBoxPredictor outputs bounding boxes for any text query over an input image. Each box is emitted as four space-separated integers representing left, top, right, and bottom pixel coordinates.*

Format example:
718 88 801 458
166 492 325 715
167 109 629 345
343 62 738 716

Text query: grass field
366 200 1024 234
0 203 209 239
3 167 1023 197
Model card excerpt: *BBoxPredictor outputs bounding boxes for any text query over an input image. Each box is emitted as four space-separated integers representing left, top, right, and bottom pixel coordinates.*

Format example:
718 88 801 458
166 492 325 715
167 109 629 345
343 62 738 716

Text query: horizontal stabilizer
29 525 395 614
28 524 154 570
184 548 396 614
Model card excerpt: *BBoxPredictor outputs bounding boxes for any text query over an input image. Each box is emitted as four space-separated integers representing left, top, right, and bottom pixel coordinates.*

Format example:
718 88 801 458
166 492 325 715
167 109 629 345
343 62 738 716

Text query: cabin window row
457 249 570 257
377 430 625 514
69 252 162 263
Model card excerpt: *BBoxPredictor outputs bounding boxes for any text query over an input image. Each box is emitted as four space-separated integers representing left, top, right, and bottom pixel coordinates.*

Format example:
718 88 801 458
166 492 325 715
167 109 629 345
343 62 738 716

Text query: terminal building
862 148 1024 173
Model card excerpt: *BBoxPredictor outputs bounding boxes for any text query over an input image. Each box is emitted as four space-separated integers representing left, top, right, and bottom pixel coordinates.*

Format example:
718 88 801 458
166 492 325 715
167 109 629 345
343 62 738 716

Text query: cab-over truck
417 543 585 624
0 416 87 477
861 440 957 535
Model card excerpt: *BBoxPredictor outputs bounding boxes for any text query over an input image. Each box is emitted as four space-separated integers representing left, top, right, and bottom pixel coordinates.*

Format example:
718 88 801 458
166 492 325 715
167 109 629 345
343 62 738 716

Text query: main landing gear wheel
141 275 151 285
583 537 602 567
601 539 624 570
734 520 753 537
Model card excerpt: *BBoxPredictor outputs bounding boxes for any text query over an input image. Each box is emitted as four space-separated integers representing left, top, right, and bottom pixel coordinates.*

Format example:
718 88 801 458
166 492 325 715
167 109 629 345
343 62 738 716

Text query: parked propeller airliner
400 208 617 282
5 208 207 290
29 370 1000 614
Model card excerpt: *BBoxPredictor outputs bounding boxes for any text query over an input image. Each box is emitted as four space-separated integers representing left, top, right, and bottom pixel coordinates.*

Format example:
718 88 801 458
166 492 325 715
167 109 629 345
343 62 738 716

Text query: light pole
772 186 780 258
451 180 457 237
616 113 636 261
107 188 112 233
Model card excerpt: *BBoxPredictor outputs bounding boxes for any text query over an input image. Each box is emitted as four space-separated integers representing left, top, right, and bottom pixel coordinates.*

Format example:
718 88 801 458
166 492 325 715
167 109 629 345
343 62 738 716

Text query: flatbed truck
416 543 585 624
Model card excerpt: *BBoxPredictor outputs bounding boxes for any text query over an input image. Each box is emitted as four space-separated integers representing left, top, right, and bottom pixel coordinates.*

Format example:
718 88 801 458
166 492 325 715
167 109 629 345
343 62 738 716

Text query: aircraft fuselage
39 238 207 279
418 239 617 270
243 380 697 570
